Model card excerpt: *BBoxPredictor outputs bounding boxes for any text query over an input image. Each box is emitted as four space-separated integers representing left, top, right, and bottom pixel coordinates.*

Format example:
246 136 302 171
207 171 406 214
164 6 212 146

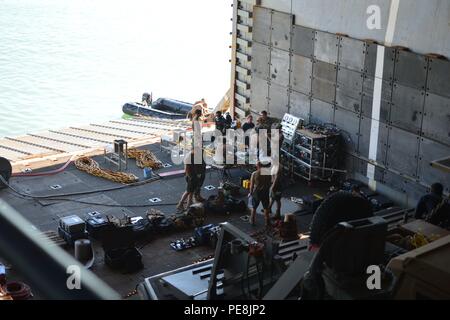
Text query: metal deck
0 142 326 298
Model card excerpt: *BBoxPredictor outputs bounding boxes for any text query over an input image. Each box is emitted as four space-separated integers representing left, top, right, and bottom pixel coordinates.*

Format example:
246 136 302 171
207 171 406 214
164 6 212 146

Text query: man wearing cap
256 111 271 131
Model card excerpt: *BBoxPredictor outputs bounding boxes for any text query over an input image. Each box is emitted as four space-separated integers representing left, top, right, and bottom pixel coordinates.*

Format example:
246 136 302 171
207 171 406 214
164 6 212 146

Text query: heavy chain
74 157 138 184
127 148 163 169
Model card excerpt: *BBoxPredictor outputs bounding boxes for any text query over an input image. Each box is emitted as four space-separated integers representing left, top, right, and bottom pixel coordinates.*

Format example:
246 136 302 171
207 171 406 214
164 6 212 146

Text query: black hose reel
0 157 12 189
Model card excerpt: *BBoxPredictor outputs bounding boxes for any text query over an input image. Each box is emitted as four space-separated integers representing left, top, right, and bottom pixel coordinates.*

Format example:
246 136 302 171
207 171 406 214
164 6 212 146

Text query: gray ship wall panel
336 67 363 113
250 76 269 113
361 77 392 122
314 31 339 65
418 138 450 191
427 58 450 98
394 50 428 90
344 156 359 177
251 42 271 80
382 170 406 194
358 169 424 208
362 77 393 100
337 67 363 96
313 61 337 83
290 55 312 95
271 11 293 51
268 82 289 119
253 6 272 46
361 94 391 123
403 180 429 206
422 93 450 146
346 155 368 177
270 48 290 87
335 89 362 114
364 45 395 82
310 99 334 124
359 117 389 165
289 91 311 122
292 25 315 58
390 84 425 135
386 127 420 178
338 37 366 73
334 107 360 153
311 78 335 105
244 4 450 202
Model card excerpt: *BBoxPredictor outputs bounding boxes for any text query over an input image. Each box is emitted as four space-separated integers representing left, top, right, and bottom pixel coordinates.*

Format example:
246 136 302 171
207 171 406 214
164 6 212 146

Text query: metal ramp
0 117 189 164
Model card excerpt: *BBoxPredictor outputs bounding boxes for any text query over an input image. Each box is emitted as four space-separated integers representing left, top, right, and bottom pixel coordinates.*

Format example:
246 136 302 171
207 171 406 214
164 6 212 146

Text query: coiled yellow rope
127 148 163 169
74 157 139 184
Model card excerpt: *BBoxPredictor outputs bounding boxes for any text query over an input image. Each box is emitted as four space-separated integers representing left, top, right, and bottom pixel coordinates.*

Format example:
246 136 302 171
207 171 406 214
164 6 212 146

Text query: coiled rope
127 148 163 169
74 157 138 184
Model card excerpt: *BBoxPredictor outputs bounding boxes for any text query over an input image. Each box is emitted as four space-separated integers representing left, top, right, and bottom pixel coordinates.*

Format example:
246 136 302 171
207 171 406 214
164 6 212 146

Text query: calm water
0 0 231 138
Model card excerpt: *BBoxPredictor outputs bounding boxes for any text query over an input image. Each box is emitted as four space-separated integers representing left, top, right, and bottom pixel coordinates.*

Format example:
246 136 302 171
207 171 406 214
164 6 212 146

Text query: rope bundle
75 157 138 184
127 148 163 169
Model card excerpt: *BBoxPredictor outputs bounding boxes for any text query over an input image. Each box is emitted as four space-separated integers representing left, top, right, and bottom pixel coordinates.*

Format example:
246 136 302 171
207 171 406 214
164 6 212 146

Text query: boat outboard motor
142 93 152 106
0 157 12 189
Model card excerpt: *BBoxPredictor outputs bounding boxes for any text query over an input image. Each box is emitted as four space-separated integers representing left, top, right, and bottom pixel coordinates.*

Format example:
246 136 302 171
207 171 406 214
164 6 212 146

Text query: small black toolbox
85 211 113 240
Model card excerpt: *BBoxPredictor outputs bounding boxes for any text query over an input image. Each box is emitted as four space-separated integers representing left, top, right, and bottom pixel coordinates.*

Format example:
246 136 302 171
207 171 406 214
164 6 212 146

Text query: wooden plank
0 145 26 161
0 138 56 156
112 119 185 131
49 129 111 144
72 125 141 139
9 135 85 153
105 122 163 134
58 128 131 142
109 121 169 134
128 117 190 127
91 123 157 136
31 131 100 148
